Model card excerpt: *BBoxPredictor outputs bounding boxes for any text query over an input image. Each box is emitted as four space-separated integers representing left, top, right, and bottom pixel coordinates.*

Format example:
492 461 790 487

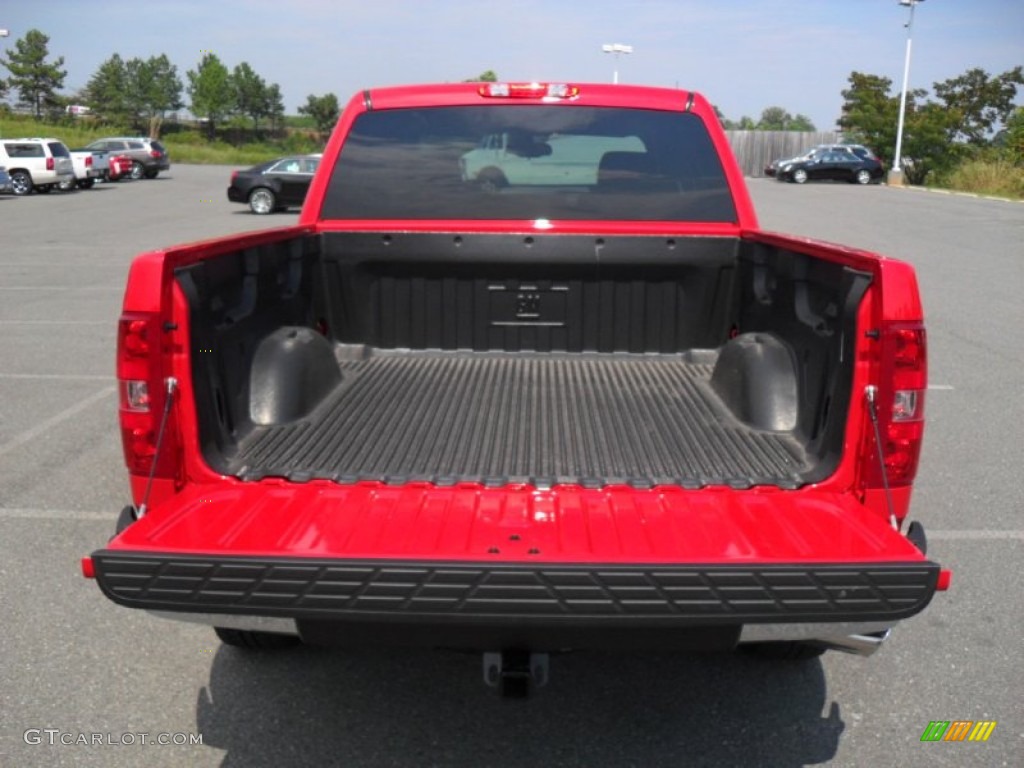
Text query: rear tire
130 162 145 181
477 168 508 193
77 178 96 190
741 641 827 660
59 177 77 192
214 627 300 650
249 187 276 214
854 169 872 185
144 169 159 179
35 184 53 194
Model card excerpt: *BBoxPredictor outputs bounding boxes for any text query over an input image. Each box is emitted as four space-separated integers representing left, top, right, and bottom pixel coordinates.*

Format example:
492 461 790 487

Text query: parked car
0 138 75 195
84 137 170 179
62 148 110 190
765 144 877 178
774 145 883 185
0 166 12 194
106 154 135 182
460 132 645 187
227 154 322 214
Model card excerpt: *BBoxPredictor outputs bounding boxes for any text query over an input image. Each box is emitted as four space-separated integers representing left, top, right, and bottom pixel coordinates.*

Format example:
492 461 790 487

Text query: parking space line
0 320 110 326
0 262 127 267
0 507 112 521
0 286 122 291
0 374 112 381
0 386 116 459
927 384 955 391
928 530 1024 540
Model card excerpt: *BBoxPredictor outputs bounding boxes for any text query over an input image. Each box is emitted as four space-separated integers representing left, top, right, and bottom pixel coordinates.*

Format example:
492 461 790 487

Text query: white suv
0 138 75 195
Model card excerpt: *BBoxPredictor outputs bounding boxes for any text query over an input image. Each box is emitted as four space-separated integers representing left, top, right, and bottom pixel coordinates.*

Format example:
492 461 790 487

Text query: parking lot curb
888 184 1024 204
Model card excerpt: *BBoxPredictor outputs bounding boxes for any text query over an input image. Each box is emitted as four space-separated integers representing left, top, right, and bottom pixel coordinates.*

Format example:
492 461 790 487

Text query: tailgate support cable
865 385 898 531
135 377 178 519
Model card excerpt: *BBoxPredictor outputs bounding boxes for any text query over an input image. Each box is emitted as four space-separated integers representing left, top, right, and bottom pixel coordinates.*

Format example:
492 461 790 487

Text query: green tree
187 53 232 138
838 72 903 167
88 54 181 135
901 103 963 183
933 66 1024 144
138 54 183 137
231 61 268 132
464 70 498 82
262 83 286 132
1 28 67 119
756 107 816 132
1004 107 1024 163
85 54 130 122
298 92 340 138
839 70 961 183
787 114 816 131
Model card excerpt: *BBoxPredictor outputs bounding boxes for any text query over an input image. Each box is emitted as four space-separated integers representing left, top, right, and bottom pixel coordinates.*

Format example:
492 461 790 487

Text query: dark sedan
227 154 322 214
775 147 883 185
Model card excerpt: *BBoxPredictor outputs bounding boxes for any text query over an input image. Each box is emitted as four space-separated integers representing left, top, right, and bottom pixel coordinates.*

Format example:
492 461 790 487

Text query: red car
106 154 134 182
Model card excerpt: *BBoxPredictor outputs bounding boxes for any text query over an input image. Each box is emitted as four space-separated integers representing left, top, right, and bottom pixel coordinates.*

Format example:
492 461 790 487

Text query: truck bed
232 350 806 488
179 231 867 492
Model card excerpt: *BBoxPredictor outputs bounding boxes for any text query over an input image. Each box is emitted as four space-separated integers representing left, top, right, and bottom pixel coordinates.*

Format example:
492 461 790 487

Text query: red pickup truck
84 82 948 694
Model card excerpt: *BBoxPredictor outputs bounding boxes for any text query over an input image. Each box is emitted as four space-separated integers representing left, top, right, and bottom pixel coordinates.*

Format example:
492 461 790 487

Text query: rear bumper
91 552 938 652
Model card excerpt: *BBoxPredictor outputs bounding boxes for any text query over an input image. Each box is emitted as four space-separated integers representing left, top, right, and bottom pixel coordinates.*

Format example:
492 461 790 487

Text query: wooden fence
725 131 842 177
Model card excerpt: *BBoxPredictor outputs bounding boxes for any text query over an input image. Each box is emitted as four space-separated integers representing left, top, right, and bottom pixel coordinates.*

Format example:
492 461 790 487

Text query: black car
765 144 877 176
227 154 322 214
774 145 883 185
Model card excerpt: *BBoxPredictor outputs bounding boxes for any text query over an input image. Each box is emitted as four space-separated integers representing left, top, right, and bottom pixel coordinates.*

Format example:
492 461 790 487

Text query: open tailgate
89 483 939 627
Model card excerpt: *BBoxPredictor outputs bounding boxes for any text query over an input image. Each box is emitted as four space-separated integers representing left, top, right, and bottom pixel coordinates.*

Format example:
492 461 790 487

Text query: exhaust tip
819 629 891 657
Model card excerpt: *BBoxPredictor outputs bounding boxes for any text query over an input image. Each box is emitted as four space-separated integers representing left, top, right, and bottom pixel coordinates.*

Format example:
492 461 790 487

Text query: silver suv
0 138 75 195
84 137 171 180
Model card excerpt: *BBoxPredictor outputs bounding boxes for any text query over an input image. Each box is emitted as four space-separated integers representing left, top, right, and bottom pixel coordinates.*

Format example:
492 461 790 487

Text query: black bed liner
229 350 809 488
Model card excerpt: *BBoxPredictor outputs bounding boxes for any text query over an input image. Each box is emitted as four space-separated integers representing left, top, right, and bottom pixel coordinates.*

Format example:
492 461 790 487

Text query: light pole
889 0 925 186
601 43 633 84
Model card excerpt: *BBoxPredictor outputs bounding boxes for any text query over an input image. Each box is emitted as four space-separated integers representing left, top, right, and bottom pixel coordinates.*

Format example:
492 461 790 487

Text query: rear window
4 143 44 158
48 142 70 158
151 141 166 152
322 105 736 222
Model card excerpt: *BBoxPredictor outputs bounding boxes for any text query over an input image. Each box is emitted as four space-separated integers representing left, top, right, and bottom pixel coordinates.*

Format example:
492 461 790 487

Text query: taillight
863 324 927 488
117 312 177 478
46 157 54 171
150 150 162 158
231 171 238 185
86 155 93 168
479 82 580 99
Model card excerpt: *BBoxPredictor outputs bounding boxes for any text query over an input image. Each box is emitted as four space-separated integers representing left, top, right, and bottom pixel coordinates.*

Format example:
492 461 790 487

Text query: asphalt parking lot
0 168 1021 767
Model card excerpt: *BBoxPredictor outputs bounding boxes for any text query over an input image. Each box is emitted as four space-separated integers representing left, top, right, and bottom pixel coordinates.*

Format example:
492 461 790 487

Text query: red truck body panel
108 481 925 564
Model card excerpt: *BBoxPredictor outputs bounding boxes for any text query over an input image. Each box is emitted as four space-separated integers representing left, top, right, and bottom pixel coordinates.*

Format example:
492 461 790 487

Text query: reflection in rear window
4 143 44 158
322 105 736 222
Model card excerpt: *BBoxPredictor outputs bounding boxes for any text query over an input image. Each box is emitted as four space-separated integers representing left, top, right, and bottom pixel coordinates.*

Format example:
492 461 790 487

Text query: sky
1 0 1022 130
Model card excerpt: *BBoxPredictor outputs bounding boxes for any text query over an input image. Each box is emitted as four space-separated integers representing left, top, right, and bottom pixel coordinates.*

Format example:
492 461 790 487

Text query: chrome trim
147 611 299 636
739 621 894 657
817 629 892 656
